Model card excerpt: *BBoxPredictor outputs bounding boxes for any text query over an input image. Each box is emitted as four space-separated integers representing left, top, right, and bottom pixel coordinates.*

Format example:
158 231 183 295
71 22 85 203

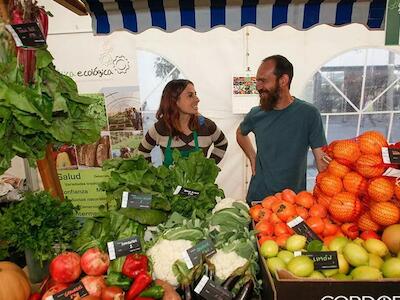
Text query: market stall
1 0 400 299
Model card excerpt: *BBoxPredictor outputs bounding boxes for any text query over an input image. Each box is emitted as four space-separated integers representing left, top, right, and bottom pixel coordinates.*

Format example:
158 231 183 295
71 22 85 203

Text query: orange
355 154 385 178
332 140 361 166
369 202 400 226
367 177 395 202
358 131 388 155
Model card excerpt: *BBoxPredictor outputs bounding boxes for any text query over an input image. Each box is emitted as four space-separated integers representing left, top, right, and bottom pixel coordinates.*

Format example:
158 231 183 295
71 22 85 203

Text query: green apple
287 256 314 277
277 250 294 264
308 271 325 279
261 240 279 258
332 273 352 280
343 242 369 267
329 237 349 253
368 253 384 270
267 257 286 276
285 235 307 252
322 268 338 277
381 258 400 278
364 238 389 257
338 253 350 274
351 266 382 280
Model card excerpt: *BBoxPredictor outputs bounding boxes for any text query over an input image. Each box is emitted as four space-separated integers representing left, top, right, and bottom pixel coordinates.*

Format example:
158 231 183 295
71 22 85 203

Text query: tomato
261 196 278 210
322 219 339 237
269 213 281 224
281 189 297 204
81 248 110 276
255 220 274 236
306 217 325 234
295 206 309 220
296 191 315 208
309 204 327 218
341 223 359 239
360 230 380 240
101 286 124 300
272 201 296 222
50 252 81 283
81 276 106 297
249 204 263 222
275 234 291 247
274 222 290 236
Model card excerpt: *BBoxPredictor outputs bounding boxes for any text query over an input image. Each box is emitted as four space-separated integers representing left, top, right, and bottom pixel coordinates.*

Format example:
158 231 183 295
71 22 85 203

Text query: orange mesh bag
317 192 333 209
395 181 400 201
332 140 361 166
343 171 368 196
357 212 380 232
355 154 386 178
369 201 400 226
367 177 395 202
358 131 388 155
329 192 361 223
327 159 351 179
319 174 343 197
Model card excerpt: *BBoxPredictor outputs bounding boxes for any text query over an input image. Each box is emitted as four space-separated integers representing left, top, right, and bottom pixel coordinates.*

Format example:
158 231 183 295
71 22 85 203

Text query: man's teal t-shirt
240 98 327 202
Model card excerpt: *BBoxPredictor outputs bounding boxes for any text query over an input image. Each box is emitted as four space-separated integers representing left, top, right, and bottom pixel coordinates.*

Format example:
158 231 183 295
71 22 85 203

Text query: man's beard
259 84 280 111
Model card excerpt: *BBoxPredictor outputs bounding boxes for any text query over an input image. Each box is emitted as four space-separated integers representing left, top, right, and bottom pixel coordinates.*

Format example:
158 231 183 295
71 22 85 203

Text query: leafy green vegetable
0 32 102 175
0 191 80 264
119 208 168 226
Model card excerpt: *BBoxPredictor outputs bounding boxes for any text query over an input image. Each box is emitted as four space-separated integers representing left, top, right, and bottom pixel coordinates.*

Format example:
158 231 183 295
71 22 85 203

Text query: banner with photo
49 34 141 216
232 75 259 114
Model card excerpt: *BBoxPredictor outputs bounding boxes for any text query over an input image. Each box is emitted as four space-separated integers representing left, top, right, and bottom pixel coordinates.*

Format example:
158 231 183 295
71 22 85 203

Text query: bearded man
236 55 328 203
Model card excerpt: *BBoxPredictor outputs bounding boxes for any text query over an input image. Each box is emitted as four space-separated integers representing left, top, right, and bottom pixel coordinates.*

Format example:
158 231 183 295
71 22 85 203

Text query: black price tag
287 216 322 243
295 251 339 270
121 192 152 209
5 23 46 48
107 236 141 260
382 147 400 164
49 281 88 300
183 239 216 269
194 276 233 300
174 185 200 197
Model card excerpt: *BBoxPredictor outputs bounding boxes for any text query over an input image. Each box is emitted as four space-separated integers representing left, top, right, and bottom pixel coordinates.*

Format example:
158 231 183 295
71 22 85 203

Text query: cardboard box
259 253 400 300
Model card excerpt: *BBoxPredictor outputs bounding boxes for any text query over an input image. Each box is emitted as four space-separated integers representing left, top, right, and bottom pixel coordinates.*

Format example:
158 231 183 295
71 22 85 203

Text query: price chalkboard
6 23 46 48
107 236 142 260
48 281 88 300
287 216 322 243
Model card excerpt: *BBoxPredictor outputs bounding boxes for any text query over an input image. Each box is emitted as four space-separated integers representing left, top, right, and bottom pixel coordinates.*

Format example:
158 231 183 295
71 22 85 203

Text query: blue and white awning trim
83 0 387 35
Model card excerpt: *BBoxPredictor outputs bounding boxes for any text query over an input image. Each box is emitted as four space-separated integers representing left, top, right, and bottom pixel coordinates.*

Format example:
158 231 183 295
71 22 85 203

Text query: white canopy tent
8 0 399 200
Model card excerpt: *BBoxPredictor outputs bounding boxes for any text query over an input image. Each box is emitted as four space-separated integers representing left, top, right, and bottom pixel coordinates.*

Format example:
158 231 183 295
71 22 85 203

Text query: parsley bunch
0 191 80 264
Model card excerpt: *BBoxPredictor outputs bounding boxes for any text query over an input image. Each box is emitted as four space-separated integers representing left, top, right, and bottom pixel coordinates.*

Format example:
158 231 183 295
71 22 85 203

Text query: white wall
35 0 399 200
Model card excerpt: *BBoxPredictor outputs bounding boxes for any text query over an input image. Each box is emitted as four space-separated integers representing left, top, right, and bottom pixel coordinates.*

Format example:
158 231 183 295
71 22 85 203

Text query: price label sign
107 236 141 260
287 216 322 243
6 22 46 48
194 276 233 300
174 185 200 197
182 239 216 269
382 147 400 164
294 251 339 270
47 281 88 300
121 192 152 209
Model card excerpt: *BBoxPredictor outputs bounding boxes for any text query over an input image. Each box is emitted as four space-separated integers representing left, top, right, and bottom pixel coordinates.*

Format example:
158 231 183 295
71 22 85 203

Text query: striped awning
83 0 387 35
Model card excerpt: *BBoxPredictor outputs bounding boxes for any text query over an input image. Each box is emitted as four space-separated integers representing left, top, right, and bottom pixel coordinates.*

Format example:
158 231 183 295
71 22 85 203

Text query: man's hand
312 147 330 172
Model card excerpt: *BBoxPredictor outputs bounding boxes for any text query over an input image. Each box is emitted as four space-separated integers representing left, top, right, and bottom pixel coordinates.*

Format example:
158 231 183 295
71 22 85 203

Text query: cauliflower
147 239 192 286
209 249 248 281
212 198 249 214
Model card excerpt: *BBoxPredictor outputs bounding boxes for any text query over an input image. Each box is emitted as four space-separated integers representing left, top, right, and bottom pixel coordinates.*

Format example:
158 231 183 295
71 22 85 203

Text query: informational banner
49 34 142 216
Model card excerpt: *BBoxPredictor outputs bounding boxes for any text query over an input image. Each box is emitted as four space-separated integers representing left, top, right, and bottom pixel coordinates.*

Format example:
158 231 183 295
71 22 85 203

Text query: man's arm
312 147 330 172
236 127 256 175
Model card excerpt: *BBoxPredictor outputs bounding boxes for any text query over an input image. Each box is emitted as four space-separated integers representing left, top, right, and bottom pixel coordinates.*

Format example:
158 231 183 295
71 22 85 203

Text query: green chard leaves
0 43 102 175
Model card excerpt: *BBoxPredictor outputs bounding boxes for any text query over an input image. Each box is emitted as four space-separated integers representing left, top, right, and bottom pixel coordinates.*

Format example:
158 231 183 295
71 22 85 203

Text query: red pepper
125 272 152 300
28 293 41 300
122 254 148 279
134 298 154 300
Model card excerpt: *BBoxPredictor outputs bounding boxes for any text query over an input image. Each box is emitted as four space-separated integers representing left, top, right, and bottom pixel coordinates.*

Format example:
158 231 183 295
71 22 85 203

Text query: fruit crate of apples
251 131 400 300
